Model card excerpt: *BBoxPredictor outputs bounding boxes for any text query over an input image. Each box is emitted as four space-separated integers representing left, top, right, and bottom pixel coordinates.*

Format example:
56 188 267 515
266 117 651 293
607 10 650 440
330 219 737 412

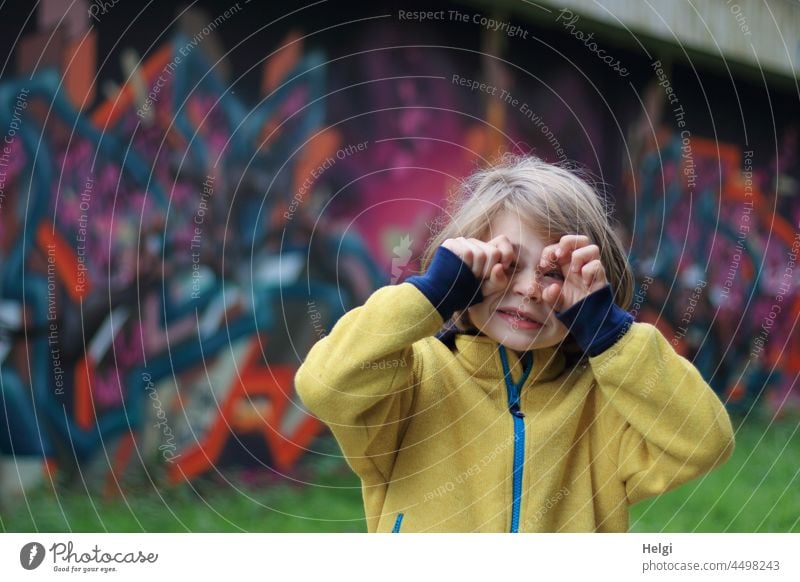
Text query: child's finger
484 262 508 294
469 238 502 280
541 281 564 311
580 259 607 290
567 244 601 274
481 242 504 280
538 244 565 273
553 235 593 267
558 234 592 252
487 235 515 269
460 239 486 278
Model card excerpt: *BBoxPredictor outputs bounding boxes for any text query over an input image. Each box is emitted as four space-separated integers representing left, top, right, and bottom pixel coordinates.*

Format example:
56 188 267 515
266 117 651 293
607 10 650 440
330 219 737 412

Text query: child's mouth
496 309 542 330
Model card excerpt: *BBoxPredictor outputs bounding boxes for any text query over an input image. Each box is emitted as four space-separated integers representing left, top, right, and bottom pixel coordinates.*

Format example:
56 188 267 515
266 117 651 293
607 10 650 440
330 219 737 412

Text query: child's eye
543 270 564 280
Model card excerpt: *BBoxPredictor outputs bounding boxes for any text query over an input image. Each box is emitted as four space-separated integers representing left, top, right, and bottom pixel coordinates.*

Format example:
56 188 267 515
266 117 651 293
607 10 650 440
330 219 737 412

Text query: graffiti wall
0 0 380 492
625 130 799 414
0 0 797 495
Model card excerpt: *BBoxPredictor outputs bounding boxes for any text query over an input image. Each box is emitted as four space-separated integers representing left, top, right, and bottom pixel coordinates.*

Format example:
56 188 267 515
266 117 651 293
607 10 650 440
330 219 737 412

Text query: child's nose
512 269 542 301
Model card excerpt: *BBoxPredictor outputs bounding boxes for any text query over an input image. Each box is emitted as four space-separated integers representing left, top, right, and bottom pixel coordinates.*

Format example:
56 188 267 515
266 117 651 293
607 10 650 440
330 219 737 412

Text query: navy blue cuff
404 246 484 321
555 284 633 357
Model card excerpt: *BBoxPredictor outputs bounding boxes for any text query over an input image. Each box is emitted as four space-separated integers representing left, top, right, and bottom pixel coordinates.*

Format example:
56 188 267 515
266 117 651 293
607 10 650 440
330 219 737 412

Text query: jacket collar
451 332 567 384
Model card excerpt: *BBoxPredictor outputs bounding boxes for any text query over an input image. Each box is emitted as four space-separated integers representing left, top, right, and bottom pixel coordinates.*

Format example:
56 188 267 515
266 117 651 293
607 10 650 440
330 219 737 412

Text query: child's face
466 210 570 354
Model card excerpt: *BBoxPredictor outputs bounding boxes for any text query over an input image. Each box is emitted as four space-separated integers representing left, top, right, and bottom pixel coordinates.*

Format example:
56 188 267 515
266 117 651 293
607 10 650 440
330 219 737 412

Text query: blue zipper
499 345 533 533
392 512 404 533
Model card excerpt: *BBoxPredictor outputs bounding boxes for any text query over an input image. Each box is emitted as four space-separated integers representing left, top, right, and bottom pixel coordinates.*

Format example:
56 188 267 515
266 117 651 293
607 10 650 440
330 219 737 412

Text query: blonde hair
421 153 634 349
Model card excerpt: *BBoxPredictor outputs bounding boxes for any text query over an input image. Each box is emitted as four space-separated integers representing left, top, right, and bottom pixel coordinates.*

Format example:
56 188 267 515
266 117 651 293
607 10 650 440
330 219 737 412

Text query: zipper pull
509 402 525 418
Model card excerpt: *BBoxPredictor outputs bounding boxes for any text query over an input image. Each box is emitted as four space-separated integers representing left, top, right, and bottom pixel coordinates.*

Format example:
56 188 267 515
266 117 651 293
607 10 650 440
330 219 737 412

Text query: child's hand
441 235 515 296
537 234 608 312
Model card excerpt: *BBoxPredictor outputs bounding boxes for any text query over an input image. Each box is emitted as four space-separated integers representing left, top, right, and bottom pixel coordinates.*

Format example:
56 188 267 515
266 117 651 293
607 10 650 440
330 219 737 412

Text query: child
295 154 735 532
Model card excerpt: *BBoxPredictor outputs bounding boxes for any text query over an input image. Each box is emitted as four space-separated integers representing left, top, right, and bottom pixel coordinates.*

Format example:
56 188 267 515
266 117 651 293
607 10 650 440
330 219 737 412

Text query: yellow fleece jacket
295 282 735 532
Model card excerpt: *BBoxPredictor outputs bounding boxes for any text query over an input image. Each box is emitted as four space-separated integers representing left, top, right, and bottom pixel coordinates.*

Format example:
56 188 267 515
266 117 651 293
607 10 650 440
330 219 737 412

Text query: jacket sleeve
593 323 735 504
557 285 735 504
294 246 483 483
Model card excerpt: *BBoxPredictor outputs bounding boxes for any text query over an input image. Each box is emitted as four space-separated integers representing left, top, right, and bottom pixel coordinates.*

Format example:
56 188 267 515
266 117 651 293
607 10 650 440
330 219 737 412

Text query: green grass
0 442 367 533
0 472 367 532
2 420 798 532
630 417 800 532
